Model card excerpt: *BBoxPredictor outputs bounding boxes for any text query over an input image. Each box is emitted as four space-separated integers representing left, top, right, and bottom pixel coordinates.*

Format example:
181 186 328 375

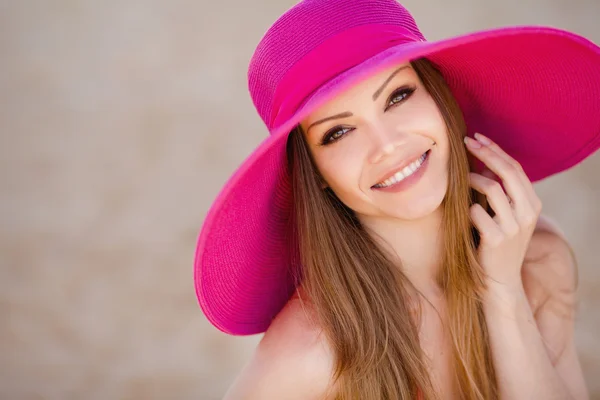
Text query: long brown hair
285 58 497 399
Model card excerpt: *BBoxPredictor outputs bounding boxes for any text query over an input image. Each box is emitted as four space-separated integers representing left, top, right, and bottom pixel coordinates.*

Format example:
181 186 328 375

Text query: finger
480 167 506 195
480 167 498 182
474 133 525 175
469 172 519 234
465 136 532 217
470 203 503 248
480 168 514 206
473 132 537 200
472 133 543 223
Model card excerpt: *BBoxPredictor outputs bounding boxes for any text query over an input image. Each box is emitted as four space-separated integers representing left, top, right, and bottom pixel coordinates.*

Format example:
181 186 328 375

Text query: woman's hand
464 133 543 295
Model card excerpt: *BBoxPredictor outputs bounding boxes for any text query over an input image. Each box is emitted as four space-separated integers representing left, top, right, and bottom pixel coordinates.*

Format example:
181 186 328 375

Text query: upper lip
371 149 430 187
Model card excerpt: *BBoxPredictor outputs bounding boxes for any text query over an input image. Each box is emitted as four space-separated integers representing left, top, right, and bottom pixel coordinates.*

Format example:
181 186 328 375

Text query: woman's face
300 62 450 222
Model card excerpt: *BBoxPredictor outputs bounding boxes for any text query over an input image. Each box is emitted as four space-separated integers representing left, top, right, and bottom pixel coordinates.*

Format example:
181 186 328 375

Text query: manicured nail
474 132 492 146
464 136 482 149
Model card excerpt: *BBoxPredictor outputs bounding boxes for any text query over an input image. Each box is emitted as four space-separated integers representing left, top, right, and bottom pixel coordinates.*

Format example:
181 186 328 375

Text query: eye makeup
317 85 417 146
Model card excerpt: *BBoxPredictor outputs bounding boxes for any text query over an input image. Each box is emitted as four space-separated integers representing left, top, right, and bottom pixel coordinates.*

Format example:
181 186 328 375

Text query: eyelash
319 85 417 146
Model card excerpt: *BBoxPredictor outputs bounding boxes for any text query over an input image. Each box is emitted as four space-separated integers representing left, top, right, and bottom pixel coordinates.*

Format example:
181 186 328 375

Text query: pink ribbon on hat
269 24 425 130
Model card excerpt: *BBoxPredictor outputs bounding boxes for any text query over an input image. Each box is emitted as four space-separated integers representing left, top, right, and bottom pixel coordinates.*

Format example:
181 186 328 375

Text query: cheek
315 143 367 197
404 98 447 138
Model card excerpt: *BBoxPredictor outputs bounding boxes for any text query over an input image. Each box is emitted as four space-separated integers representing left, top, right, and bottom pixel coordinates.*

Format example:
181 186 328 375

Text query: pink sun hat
195 0 600 335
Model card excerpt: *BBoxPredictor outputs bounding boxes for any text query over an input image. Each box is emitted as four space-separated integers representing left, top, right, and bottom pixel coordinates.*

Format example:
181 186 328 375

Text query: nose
367 122 405 164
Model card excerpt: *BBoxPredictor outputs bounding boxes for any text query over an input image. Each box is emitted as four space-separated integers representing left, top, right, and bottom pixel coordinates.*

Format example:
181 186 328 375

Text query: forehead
302 61 417 122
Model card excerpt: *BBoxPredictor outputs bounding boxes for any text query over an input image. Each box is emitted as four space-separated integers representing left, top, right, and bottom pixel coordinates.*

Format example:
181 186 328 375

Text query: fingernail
464 136 481 149
474 132 492 146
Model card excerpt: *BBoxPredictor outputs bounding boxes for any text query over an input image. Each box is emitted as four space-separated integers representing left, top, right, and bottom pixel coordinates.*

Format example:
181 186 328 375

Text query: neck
359 205 445 294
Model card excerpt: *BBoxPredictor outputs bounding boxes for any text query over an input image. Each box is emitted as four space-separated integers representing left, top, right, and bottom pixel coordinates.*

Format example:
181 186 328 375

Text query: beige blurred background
1 0 599 399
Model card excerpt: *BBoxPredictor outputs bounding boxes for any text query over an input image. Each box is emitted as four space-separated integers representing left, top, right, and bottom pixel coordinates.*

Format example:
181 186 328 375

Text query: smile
372 150 430 189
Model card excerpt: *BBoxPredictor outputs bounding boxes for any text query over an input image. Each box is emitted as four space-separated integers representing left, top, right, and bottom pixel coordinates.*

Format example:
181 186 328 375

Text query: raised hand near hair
464 132 543 294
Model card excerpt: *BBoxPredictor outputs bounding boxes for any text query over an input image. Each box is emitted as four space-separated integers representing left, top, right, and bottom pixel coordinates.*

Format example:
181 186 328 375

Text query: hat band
269 24 424 131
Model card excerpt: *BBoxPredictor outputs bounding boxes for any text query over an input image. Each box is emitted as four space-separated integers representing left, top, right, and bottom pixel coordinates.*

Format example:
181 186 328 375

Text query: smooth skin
224 63 589 399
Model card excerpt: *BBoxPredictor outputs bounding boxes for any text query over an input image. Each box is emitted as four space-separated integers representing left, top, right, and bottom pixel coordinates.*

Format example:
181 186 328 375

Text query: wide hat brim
195 26 600 335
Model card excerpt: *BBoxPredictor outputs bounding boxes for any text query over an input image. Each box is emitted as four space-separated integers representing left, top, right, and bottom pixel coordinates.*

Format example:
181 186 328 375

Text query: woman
195 1 600 398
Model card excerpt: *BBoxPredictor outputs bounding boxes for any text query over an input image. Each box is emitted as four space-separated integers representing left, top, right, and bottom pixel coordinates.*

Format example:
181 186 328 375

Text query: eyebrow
306 65 410 134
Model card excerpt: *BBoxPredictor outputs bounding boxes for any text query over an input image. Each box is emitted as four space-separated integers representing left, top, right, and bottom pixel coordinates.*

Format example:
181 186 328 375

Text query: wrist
483 279 529 316
486 275 525 296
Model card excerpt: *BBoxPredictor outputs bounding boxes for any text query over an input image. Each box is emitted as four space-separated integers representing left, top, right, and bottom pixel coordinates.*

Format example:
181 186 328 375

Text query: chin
384 189 446 220
349 183 446 222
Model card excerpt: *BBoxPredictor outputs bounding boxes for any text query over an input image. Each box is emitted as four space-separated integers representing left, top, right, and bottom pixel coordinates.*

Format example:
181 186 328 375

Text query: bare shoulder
522 215 579 356
522 215 589 398
523 214 578 305
223 291 338 400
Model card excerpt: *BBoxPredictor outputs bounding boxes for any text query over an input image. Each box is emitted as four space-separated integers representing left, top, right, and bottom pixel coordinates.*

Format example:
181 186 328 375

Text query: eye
386 85 416 109
320 126 352 146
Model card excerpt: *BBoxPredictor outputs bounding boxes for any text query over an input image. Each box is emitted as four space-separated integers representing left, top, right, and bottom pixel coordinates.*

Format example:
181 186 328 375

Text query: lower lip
371 150 431 193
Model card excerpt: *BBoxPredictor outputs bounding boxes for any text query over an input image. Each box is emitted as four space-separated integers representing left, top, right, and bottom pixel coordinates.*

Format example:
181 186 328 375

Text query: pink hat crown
247 0 426 133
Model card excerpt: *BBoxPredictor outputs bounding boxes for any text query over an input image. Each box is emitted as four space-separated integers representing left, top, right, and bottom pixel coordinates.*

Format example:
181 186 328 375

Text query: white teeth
373 152 428 189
